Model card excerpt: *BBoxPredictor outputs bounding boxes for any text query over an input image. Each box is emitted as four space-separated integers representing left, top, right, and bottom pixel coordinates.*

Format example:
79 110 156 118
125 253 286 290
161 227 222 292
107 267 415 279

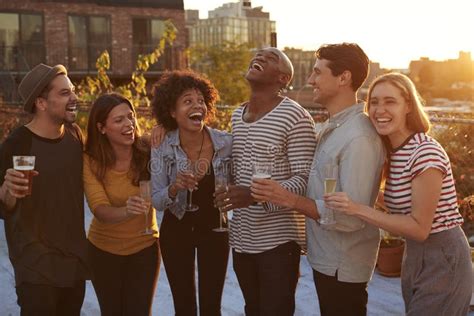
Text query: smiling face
368 81 413 147
171 88 207 133
38 74 78 124
246 48 292 89
99 103 136 148
307 59 341 107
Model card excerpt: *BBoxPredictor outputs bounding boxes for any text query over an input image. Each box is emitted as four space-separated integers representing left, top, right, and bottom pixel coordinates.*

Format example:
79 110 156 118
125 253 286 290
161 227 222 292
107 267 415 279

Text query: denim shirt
151 127 232 219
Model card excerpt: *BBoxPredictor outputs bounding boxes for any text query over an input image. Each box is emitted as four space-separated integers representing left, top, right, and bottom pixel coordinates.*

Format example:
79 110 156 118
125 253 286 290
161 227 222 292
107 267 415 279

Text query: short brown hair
315 43 369 91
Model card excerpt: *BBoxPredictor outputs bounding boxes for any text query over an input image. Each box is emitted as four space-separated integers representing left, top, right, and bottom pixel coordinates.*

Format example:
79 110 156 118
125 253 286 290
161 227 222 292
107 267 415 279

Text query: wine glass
139 180 154 235
318 160 337 226
213 171 229 233
180 159 199 212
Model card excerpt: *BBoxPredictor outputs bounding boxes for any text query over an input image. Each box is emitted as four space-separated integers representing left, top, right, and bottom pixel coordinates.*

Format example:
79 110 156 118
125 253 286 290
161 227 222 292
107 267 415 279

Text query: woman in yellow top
83 93 159 316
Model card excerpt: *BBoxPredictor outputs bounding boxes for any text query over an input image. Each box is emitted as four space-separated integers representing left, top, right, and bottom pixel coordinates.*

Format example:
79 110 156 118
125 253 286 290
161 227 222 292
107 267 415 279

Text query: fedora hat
18 63 67 112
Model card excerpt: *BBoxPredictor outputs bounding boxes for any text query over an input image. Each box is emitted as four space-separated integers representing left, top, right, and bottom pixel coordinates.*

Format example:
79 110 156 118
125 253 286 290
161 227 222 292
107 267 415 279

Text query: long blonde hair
365 73 431 187
366 72 431 133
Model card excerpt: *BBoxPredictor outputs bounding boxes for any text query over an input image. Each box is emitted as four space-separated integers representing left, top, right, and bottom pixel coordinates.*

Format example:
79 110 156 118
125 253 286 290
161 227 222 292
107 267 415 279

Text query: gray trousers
402 225 471 316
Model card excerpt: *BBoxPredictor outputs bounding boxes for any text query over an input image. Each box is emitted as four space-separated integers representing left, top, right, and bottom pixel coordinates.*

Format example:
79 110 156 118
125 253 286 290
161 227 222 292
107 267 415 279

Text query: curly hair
151 70 219 130
315 43 369 91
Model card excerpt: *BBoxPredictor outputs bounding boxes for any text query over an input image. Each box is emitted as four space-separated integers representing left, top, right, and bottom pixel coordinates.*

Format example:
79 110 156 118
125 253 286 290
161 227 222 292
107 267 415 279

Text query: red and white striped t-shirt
384 133 463 234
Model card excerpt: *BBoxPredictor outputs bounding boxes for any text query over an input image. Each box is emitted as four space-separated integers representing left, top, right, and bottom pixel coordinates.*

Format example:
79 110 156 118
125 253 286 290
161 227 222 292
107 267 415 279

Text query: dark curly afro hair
151 70 219 130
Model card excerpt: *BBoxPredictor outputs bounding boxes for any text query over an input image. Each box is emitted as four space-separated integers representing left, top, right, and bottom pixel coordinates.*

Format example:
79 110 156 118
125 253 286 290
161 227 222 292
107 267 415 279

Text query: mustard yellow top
83 154 158 256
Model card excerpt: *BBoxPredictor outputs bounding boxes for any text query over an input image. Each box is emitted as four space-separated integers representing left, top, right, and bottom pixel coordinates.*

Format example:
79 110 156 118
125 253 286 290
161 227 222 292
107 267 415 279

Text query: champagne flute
318 160 337 226
181 159 199 212
139 180 154 235
213 172 229 233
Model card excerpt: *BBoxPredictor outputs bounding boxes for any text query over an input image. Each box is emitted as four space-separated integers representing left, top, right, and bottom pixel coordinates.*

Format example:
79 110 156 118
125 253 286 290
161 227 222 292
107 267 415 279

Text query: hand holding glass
180 159 199 212
139 180 154 235
251 161 272 203
12 156 35 196
213 173 229 233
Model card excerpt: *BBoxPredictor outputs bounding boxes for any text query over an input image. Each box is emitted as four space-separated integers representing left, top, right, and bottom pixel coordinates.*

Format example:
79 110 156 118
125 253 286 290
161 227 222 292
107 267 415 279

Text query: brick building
0 0 187 103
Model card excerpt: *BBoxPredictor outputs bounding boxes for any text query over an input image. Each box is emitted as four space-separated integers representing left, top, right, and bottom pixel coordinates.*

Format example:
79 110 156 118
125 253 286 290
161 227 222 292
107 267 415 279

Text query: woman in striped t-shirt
325 73 471 315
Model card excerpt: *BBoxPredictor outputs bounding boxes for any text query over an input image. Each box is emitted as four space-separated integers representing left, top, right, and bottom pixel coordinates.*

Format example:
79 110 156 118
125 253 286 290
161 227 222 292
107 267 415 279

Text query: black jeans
313 270 368 316
16 280 85 316
88 240 160 316
160 210 229 316
233 241 301 316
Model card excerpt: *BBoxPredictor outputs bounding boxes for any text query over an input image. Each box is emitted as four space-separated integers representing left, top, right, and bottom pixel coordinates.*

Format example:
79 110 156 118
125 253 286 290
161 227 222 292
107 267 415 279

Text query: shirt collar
328 103 365 129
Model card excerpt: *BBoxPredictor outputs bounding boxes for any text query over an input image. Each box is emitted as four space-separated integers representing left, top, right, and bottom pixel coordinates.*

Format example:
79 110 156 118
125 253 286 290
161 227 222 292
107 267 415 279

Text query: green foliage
189 41 252 106
430 116 474 199
74 20 177 133
76 20 176 108
208 105 237 132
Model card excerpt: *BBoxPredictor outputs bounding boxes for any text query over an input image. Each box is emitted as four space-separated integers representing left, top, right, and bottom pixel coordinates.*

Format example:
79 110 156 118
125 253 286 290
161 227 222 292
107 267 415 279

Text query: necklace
183 131 205 161
196 131 204 161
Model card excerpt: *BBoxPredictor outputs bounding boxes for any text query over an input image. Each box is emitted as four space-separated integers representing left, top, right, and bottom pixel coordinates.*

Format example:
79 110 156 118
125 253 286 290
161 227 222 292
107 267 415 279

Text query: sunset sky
184 0 474 69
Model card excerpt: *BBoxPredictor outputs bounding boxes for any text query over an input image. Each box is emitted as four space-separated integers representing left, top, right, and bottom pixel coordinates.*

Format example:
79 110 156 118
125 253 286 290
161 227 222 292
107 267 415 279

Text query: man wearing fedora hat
0 63 90 315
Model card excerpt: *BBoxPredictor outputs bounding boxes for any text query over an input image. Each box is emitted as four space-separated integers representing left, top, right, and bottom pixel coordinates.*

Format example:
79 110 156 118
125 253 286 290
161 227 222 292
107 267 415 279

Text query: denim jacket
151 127 232 219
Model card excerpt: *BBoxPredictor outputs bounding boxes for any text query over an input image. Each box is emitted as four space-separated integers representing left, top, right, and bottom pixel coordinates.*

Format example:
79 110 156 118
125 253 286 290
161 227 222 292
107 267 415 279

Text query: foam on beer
14 165 34 171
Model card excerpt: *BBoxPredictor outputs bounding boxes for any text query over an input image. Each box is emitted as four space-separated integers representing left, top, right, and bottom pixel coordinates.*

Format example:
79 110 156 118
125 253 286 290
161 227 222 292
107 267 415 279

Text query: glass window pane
68 16 88 70
0 13 19 70
0 13 19 46
88 16 110 69
89 16 109 44
20 14 44 69
151 19 165 44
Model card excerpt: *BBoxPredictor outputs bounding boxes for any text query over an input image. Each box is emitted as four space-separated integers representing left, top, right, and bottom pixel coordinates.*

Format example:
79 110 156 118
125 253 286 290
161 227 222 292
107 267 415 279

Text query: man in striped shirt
215 47 316 315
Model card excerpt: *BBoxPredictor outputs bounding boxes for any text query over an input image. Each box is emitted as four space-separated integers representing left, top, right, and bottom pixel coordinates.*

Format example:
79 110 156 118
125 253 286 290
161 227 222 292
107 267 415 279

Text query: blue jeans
233 241 300 316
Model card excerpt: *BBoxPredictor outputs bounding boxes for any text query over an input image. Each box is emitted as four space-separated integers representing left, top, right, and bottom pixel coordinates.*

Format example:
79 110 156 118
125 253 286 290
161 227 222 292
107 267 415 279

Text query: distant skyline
184 0 474 69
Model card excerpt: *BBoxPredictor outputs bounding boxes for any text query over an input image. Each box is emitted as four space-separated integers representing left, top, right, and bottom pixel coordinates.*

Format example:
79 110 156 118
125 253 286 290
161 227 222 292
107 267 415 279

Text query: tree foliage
76 20 177 108
189 41 252 106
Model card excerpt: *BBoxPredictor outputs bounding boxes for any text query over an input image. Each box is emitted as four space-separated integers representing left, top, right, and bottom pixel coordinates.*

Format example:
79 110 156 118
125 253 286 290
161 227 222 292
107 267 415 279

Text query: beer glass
12 156 35 196
251 161 272 203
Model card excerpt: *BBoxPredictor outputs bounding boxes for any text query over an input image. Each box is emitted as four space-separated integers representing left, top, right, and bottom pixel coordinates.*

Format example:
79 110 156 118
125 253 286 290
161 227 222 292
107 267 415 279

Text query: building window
132 18 171 71
68 15 111 71
0 12 45 71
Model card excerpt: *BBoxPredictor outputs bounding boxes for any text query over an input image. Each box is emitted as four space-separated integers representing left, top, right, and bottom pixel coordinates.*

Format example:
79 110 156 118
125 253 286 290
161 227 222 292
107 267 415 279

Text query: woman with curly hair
150 70 232 316
324 73 471 315
84 93 160 316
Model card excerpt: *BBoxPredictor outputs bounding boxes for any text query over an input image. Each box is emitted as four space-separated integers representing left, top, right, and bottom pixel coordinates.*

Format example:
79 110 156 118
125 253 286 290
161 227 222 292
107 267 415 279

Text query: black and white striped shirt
229 97 317 253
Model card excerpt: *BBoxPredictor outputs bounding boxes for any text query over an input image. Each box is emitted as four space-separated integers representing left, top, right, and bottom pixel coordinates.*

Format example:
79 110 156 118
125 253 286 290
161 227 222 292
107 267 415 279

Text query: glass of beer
139 180 154 235
12 156 35 196
319 160 337 226
252 161 272 203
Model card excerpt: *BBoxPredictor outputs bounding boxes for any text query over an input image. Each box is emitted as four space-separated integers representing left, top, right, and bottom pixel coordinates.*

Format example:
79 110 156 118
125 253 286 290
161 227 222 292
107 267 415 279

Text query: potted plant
376 229 405 277
373 198 405 277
